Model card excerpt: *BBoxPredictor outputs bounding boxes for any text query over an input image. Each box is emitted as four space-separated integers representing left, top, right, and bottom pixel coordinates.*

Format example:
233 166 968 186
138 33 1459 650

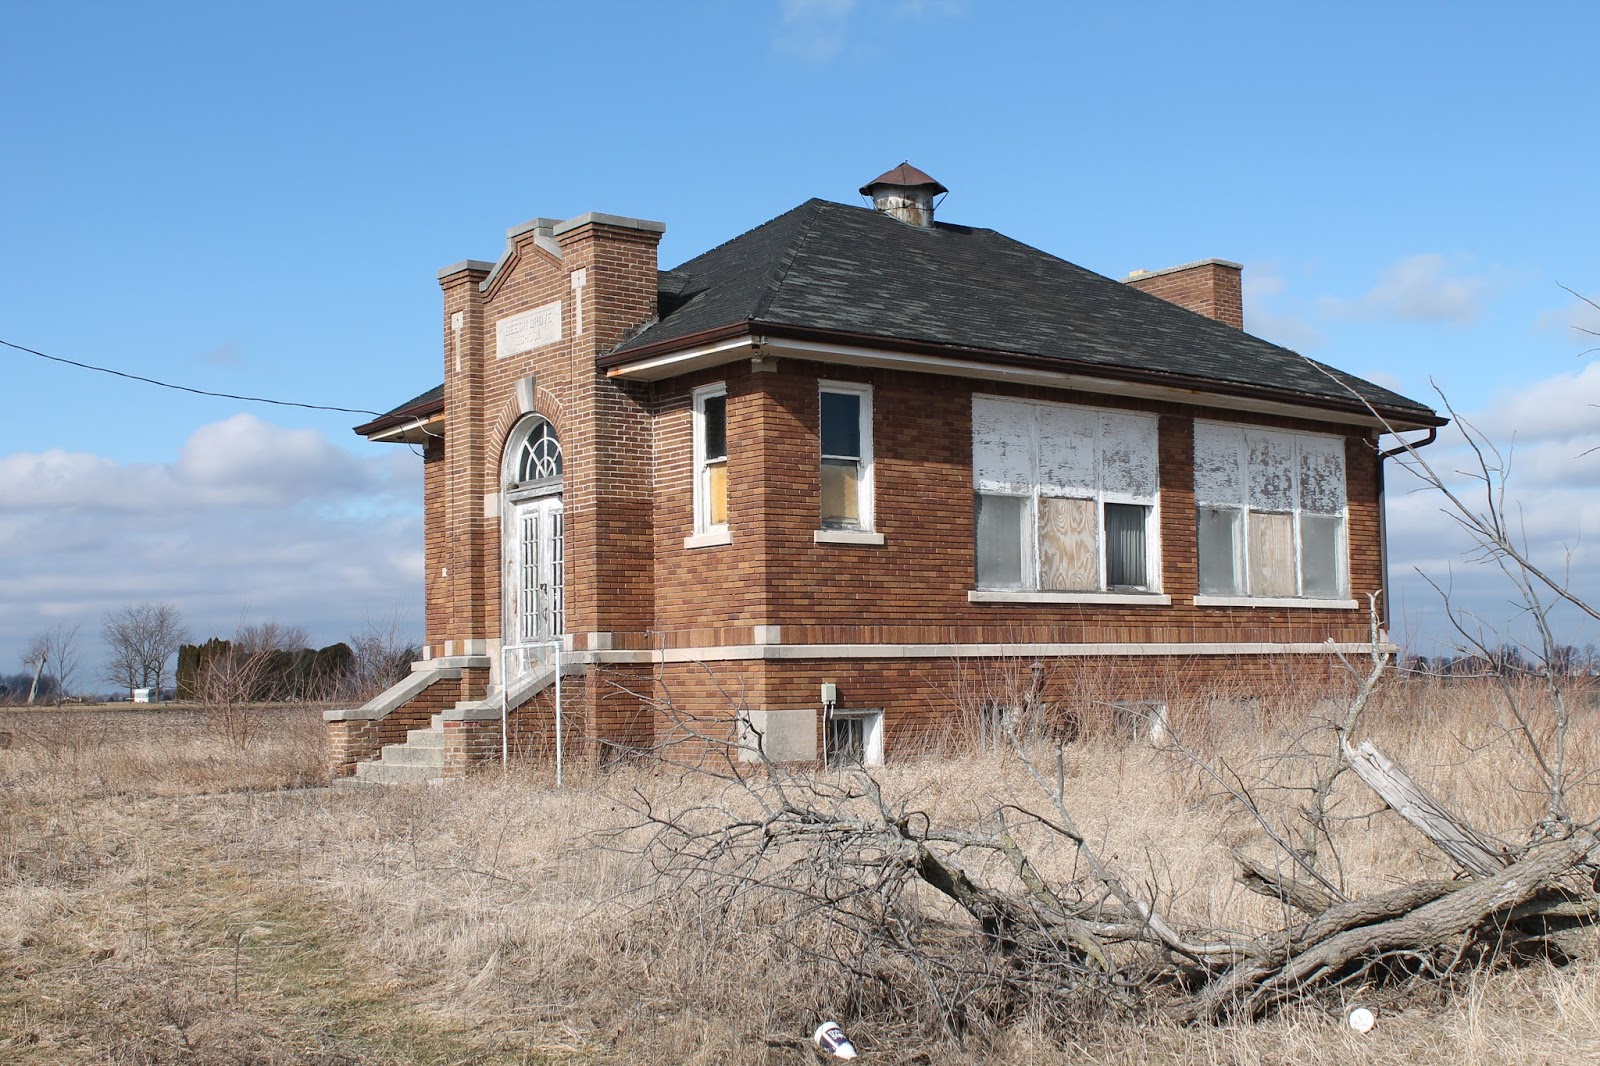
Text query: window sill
968 590 1173 606
814 529 886 546
683 529 732 549
1193 595 1359 610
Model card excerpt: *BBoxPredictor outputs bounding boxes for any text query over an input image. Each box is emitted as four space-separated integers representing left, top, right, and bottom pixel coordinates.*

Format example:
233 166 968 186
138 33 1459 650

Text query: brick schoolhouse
326 165 1444 783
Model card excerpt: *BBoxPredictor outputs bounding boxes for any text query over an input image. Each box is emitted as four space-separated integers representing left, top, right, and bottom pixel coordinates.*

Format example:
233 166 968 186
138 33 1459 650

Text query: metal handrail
499 638 566 786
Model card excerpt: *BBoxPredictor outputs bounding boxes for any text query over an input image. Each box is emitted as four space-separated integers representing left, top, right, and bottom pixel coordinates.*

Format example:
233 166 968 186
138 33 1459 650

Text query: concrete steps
345 719 447 786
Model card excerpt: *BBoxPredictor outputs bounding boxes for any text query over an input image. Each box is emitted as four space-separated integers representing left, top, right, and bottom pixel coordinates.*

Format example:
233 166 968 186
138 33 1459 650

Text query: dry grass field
4 680 1600 1064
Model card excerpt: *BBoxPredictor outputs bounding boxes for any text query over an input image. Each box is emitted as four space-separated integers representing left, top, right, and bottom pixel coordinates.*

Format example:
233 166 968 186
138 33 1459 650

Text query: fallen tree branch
1343 739 1510 877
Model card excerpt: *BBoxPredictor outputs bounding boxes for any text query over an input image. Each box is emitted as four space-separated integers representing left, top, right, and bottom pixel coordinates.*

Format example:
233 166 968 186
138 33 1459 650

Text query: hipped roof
359 197 1442 436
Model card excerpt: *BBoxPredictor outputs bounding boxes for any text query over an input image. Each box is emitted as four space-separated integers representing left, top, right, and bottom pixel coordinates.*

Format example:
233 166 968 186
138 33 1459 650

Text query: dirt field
3 686 1599 1064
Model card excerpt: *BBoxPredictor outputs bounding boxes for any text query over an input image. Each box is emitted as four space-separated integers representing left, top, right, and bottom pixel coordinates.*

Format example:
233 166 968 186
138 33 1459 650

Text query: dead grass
2 680 1599 1062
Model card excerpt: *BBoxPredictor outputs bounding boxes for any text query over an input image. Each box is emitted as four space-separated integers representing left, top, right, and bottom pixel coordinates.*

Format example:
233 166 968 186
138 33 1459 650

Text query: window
1193 422 1348 600
692 384 728 534
826 708 884 768
819 382 874 530
972 396 1160 592
513 420 562 485
1112 700 1168 743
977 702 1012 751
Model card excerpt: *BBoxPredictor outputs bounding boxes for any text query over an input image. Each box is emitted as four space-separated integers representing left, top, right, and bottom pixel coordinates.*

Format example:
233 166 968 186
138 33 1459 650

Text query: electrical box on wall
820 683 838 705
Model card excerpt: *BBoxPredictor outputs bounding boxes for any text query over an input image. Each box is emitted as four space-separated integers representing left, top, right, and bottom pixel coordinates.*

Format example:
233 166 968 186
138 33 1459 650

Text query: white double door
505 495 565 680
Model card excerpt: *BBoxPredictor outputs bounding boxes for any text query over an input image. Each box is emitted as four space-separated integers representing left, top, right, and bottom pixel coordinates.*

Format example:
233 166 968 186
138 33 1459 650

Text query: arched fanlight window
513 420 562 484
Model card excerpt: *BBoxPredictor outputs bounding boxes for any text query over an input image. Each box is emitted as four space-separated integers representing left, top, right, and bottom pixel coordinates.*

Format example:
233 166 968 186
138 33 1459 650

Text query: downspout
1374 428 1440 642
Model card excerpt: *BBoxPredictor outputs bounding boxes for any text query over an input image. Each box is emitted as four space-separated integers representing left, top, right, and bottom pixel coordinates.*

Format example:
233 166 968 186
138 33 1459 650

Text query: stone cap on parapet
552 211 666 238
436 259 495 282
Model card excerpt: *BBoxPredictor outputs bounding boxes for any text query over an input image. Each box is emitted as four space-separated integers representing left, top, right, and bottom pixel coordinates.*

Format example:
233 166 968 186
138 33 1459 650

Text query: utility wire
3 337 383 416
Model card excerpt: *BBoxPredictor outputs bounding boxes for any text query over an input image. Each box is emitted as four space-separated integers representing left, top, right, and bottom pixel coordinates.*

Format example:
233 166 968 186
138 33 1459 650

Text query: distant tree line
1403 643 1600 679
176 638 354 702
9 603 418 705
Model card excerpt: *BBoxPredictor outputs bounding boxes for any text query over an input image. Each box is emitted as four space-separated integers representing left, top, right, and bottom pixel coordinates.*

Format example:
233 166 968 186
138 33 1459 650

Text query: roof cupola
859 162 947 227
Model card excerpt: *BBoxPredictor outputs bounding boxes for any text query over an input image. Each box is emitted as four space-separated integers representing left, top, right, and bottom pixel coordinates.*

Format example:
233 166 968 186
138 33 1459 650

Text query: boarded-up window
1038 496 1098 591
1247 512 1296 597
1194 422 1349 598
972 396 1159 592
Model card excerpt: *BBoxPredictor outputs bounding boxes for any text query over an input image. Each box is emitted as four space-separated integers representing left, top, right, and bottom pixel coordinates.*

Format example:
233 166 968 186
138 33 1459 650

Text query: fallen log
1185 832 1599 1022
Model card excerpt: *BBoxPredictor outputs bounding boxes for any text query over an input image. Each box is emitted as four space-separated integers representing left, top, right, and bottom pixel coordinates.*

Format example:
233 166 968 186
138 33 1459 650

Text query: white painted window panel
1193 423 1244 506
1035 404 1097 496
1247 431 1296 511
1100 411 1159 501
1298 435 1347 514
972 397 1034 493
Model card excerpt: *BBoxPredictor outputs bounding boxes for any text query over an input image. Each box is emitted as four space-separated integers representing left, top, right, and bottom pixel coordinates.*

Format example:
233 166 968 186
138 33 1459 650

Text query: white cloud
775 0 859 62
773 0 965 63
1383 370 1600 652
1469 360 1600 446
1242 263 1323 351
0 414 386 512
1532 290 1600 351
781 0 858 17
897 0 968 14
195 343 244 367
1321 254 1491 325
0 416 423 689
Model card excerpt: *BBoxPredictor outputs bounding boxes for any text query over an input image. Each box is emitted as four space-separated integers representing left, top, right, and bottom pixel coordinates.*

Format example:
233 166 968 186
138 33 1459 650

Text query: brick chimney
1124 258 1244 330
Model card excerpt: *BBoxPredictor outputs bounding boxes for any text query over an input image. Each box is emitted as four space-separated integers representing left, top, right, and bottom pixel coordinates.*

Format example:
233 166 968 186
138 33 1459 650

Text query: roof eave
602 322 1445 432
354 397 446 441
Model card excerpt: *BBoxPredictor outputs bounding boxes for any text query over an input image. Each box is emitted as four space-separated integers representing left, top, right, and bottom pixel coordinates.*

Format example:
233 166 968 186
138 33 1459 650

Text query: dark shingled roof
607 198 1438 424
362 197 1441 434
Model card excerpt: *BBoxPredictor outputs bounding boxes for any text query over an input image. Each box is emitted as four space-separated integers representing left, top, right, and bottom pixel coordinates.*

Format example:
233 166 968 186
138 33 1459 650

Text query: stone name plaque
496 302 562 357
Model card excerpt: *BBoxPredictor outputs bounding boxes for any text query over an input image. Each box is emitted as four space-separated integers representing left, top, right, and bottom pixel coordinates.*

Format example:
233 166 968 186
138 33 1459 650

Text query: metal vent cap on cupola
859 162 947 228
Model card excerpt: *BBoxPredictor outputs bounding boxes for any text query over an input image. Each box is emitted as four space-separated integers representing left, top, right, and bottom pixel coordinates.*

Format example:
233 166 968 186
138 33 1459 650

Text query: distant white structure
132 688 157 704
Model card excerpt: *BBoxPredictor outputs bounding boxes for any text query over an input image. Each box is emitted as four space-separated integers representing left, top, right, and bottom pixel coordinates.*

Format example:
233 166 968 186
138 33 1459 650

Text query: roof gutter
354 399 446 440
1378 426 1439 461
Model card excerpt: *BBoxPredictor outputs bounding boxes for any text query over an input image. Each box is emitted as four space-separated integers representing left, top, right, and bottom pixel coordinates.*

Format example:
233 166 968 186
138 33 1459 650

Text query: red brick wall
641 359 1385 649
607 653 1357 766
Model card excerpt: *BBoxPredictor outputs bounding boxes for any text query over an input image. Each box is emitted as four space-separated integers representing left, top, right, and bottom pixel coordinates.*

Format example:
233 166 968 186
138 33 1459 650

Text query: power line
3 337 383 416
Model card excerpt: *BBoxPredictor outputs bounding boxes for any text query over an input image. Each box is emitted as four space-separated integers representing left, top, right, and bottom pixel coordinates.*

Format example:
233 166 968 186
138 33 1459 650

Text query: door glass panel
547 506 565 636
519 510 540 643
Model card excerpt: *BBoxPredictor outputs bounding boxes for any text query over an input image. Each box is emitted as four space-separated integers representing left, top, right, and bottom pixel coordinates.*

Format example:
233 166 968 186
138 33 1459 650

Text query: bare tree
233 621 311 656
192 637 277 750
344 612 417 702
22 623 83 703
101 602 189 699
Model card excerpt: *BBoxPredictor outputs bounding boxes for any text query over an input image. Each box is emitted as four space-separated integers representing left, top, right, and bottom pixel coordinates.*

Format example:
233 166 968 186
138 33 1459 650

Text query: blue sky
4 1 1599 683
